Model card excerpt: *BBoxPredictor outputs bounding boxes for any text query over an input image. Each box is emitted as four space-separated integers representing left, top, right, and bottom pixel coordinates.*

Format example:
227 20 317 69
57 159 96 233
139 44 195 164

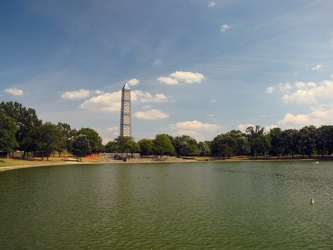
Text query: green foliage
105 141 118 153
154 134 176 156
77 128 104 153
56 122 73 156
212 133 236 158
281 129 300 158
113 136 140 153
38 122 62 160
138 139 154 155
299 125 317 158
198 141 211 156
0 101 42 158
174 135 200 157
0 109 18 153
246 125 271 157
70 134 91 161
269 127 283 157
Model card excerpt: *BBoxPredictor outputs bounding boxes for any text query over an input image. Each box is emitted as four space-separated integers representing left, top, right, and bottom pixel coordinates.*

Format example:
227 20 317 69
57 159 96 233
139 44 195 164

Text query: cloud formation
170 120 220 141
133 90 169 103
127 78 139 86
80 91 121 111
265 78 333 129
157 77 179 85
171 120 219 132
220 24 230 32
157 71 205 85
281 80 333 105
5 88 23 96
61 89 91 99
76 89 169 111
135 109 169 120
208 2 216 7
266 86 274 94
311 64 322 71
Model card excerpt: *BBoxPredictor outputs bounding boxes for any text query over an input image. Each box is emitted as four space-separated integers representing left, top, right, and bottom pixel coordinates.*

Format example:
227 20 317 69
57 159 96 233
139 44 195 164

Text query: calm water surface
1 161 333 249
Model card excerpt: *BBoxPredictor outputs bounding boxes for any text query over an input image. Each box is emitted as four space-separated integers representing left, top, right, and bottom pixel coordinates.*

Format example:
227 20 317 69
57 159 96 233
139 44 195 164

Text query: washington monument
120 82 131 137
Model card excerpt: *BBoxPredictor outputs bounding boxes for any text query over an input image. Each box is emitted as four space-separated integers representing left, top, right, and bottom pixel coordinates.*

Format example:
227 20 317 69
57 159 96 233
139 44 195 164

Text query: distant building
120 82 131 137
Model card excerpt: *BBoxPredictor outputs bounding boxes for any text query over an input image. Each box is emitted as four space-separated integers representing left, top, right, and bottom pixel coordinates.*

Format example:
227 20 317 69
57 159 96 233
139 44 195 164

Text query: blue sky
1 0 333 143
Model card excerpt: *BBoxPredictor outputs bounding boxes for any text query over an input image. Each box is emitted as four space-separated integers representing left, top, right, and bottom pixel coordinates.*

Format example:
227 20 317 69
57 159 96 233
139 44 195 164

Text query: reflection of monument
120 82 131 137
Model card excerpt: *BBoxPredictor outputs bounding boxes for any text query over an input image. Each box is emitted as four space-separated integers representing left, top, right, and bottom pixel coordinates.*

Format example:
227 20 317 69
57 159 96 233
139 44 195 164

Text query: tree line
1 101 333 160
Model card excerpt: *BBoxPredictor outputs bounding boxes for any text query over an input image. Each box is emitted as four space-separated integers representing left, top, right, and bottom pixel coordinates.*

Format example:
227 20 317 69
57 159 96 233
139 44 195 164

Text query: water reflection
0 161 333 249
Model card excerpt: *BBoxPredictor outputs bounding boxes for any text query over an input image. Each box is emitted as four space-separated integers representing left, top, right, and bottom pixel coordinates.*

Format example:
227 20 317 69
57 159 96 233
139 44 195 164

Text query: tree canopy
2 101 333 160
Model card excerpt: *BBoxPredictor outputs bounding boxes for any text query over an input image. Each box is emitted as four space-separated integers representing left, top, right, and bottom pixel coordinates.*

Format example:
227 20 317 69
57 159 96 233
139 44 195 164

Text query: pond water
1 161 333 249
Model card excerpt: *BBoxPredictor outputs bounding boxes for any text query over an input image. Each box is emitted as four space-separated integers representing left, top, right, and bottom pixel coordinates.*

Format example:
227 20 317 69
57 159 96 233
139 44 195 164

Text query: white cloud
79 89 169 111
266 86 274 94
157 76 179 85
295 81 305 89
171 71 205 84
170 120 220 141
208 2 216 7
80 91 121 111
95 89 104 95
61 89 91 99
282 90 317 105
281 80 333 105
171 120 219 131
133 90 169 103
170 71 205 84
311 64 322 71
279 83 292 93
278 113 310 126
220 24 230 32
207 114 215 117
157 71 205 85
278 105 333 129
135 109 169 120
5 88 23 96
127 78 139 86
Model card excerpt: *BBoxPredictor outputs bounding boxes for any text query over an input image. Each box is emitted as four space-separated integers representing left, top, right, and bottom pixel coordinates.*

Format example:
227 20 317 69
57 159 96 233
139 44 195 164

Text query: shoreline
0 156 326 173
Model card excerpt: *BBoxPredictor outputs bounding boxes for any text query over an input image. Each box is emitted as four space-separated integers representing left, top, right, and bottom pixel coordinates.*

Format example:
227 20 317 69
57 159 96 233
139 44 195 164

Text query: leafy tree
174 135 199 157
38 122 62 160
77 128 103 153
113 136 140 153
0 101 42 158
198 141 211 157
138 139 154 155
246 125 270 157
281 129 300 158
235 136 249 156
269 127 284 157
70 134 91 161
105 140 118 153
19 108 42 158
56 122 73 157
154 134 176 157
316 125 333 156
211 133 236 159
299 125 317 158
228 130 249 156
0 110 18 154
